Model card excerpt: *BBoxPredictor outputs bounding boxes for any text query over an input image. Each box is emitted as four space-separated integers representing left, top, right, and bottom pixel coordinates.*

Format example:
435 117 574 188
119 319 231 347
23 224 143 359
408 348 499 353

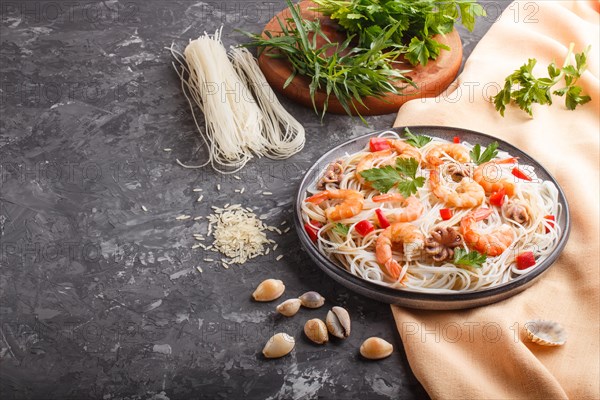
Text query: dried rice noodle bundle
230 47 305 159
169 28 304 174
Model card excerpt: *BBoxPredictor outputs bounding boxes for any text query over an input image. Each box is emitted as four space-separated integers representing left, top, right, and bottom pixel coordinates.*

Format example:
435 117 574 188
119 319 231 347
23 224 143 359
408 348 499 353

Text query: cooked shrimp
305 189 364 221
372 193 424 222
429 167 485 208
388 139 422 163
376 222 424 280
356 149 395 182
425 143 470 167
460 208 514 256
473 158 517 197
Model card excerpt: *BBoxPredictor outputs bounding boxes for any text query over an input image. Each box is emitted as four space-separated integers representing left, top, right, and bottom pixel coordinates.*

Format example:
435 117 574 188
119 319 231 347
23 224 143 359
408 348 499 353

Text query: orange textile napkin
391 1 599 399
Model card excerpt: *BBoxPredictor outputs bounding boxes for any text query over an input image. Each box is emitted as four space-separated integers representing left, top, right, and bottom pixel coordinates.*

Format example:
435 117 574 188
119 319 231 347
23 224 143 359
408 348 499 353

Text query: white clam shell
525 319 567 346
262 333 295 358
360 337 393 360
299 291 325 308
304 318 329 344
276 298 301 317
326 306 351 339
252 279 285 302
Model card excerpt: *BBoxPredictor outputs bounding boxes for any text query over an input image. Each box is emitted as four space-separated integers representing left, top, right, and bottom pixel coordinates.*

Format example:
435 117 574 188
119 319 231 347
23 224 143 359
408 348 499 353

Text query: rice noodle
300 130 562 293
230 47 305 159
169 28 305 174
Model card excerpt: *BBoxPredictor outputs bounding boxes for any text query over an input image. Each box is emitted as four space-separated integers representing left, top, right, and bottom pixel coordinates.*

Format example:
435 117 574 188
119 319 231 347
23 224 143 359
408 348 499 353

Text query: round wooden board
258 1 463 116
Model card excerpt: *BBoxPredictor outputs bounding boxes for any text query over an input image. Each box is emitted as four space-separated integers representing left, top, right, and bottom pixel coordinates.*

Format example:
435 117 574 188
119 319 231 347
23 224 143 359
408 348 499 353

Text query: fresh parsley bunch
312 0 486 66
241 0 414 121
493 44 592 117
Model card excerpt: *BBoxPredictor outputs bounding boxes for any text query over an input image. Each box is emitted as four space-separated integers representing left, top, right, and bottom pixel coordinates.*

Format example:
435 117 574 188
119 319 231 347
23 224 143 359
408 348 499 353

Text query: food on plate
300 129 562 292
326 307 351 339
305 190 365 221
252 279 285 302
263 333 295 358
304 318 329 344
359 337 393 360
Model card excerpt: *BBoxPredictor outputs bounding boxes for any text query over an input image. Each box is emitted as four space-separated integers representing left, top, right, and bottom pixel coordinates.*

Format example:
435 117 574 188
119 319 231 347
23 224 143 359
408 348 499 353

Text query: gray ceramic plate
294 126 571 310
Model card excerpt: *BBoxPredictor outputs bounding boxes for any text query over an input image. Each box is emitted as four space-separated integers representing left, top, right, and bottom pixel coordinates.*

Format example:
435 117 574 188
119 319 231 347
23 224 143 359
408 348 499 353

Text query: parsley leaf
395 157 419 177
333 223 349 236
493 43 592 117
397 177 426 198
359 157 424 196
403 128 432 148
405 36 450 67
470 141 499 165
359 165 402 193
313 0 485 67
453 248 487 269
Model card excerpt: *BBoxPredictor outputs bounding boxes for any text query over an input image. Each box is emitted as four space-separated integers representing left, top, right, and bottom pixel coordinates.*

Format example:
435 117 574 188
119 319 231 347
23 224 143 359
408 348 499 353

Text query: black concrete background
1 1 509 399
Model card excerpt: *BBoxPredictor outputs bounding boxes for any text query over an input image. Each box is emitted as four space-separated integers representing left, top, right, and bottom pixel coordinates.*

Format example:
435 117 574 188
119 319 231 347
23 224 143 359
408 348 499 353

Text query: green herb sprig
312 0 486 66
453 248 487 269
470 141 499 165
241 0 415 121
403 127 432 148
359 157 425 196
493 43 592 117
332 223 350 236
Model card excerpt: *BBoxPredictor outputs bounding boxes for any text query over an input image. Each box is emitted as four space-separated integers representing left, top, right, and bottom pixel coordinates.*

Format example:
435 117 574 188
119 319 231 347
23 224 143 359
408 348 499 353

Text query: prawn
376 222 424 280
460 208 514 256
355 149 395 183
356 139 422 178
425 143 470 167
305 189 364 221
429 166 485 208
473 158 518 197
372 193 424 222
388 139 422 163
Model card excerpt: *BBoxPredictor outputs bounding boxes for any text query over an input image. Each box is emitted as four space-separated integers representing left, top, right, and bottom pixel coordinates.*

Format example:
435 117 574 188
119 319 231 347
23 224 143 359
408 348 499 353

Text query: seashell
360 337 393 360
252 279 285 302
276 298 302 317
299 291 325 308
326 306 351 339
525 319 567 346
304 318 329 344
262 333 295 358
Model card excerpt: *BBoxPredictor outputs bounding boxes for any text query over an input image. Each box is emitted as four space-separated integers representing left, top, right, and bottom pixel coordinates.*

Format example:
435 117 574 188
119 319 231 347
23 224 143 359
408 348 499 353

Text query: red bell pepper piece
369 138 391 152
304 220 322 242
544 215 555 233
453 136 460 144
439 208 453 221
511 167 532 181
355 220 375 236
516 251 536 270
489 188 506 207
375 209 391 229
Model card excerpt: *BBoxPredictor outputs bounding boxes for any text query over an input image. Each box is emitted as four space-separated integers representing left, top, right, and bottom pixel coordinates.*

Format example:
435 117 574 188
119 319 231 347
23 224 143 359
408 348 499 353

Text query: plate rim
294 125 571 304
